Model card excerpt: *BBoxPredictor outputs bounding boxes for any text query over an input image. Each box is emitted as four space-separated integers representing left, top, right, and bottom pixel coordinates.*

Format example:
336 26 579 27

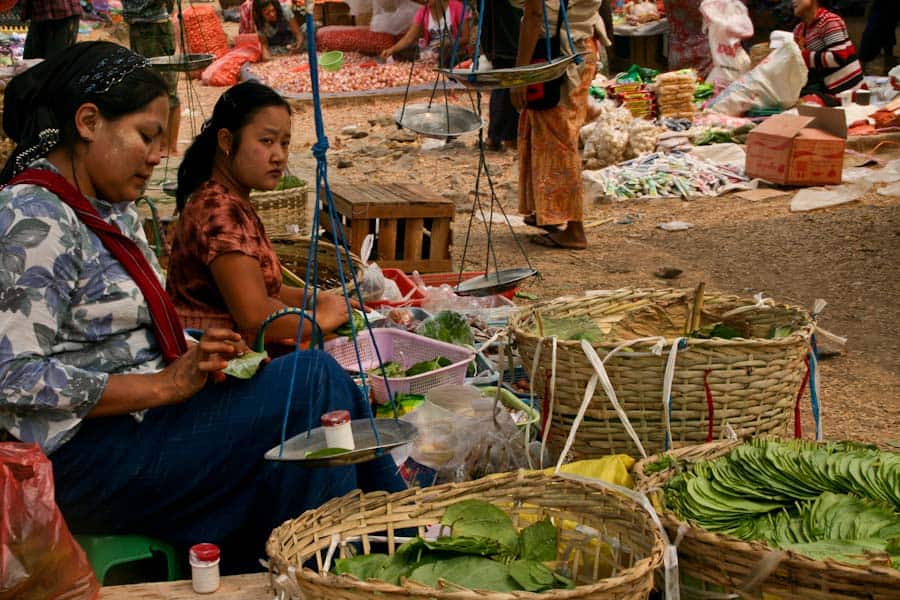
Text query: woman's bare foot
529 221 587 249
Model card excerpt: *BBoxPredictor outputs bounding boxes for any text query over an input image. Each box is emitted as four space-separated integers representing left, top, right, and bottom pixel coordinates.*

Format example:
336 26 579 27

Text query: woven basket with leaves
509 288 815 460
266 470 664 600
633 441 900 599
250 185 308 238
272 237 364 292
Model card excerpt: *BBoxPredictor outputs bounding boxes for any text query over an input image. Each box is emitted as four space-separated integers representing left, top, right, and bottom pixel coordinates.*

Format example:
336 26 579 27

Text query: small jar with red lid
321 409 355 450
189 543 220 593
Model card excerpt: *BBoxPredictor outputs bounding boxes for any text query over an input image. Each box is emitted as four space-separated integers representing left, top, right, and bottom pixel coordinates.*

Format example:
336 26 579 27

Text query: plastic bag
201 45 261 87
1 443 100 599
369 0 420 36
700 0 753 87
707 40 808 116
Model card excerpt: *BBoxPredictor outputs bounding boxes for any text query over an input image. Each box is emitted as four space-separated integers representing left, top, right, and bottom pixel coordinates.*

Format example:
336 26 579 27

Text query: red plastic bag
202 45 262 87
179 5 230 58
316 26 398 56
0 443 99 600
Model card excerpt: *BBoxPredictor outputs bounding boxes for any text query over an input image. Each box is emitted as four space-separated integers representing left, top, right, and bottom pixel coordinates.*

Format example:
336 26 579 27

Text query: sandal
524 214 561 232
530 233 587 250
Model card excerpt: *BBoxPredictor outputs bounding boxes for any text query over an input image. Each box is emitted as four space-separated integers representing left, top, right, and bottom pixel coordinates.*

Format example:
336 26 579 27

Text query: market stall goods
246 52 436 95
654 69 696 118
583 152 749 201
634 440 900 599
266 470 664 599
510 288 816 459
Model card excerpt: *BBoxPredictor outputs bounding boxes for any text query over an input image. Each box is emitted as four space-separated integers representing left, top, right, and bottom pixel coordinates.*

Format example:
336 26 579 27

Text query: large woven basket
509 288 815 460
250 186 308 238
633 441 900 599
266 470 664 600
272 237 364 292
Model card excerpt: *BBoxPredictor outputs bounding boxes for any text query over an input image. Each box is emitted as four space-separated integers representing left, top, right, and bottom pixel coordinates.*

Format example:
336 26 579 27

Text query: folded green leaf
223 350 268 379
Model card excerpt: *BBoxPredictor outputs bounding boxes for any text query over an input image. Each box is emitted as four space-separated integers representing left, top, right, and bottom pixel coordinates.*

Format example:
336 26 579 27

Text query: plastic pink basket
324 329 474 403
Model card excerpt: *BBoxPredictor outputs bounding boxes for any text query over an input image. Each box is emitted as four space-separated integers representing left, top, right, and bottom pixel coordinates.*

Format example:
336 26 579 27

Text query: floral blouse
0 160 165 454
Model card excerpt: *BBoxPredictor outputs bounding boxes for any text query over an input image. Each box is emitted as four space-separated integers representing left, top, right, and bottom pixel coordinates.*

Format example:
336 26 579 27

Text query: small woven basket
272 237 364 292
250 186 308 238
633 441 900 599
266 470 664 600
509 288 815 460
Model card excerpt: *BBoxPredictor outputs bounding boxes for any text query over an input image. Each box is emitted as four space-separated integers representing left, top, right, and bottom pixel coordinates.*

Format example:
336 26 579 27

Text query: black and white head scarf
0 42 152 184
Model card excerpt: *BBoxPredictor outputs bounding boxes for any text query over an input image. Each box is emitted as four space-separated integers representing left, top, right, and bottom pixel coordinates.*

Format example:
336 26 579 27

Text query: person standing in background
512 0 604 250
663 0 712 79
21 0 81 59
123 0 182 156
481 0 522 151
859 0 899 74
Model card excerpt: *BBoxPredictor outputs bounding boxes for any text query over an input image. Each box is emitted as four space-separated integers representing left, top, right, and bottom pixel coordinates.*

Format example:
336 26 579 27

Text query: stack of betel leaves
659 439 900 568
333 499 574 593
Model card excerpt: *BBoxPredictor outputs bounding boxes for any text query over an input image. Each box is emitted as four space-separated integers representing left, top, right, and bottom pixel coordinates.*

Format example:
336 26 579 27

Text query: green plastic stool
74 534 180 585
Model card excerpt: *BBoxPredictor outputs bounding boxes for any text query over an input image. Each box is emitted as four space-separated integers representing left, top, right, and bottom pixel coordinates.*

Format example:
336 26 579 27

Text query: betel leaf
333 554 390 580
440 500 519 553
408 556 519 592
421 536 505 557
305 447 350 459
223 350 268 379
692 322 741 339
508 559 572 592
518 517 558 562
769 325 793 339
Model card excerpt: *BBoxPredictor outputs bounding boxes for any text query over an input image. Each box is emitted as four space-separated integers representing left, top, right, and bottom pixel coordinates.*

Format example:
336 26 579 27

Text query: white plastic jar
189 543 221 594
321 409 355 450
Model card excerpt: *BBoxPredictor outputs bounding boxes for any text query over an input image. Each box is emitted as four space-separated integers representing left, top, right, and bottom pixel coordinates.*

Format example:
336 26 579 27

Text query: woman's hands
167 329 246 402
380 47 394 60
313 293 356 334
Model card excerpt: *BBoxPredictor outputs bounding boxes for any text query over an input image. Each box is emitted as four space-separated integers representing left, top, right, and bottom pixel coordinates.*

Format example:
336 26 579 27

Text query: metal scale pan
454 267 538 297
265 419 417 466
395 103 484 139
437 53 585 90
149 53 215 73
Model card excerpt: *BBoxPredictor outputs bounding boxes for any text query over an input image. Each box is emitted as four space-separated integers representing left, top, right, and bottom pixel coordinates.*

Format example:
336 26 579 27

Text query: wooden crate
322 184 454 274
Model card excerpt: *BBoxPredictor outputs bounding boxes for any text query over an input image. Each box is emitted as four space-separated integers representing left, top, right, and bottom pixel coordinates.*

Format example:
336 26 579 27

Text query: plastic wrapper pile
655 69 696 119
247 51 436 94
608 80 656 119
587 152 749 200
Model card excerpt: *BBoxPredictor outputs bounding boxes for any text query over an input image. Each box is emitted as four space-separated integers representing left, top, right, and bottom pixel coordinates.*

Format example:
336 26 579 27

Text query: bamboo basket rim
632 441 900 587
266 470 666 600
250 183 308 199
509 288 815 350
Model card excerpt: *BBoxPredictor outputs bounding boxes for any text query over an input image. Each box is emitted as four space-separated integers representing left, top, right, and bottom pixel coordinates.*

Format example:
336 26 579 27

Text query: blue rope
278 10 394 459
808 350 822 441
541 0 552 61
556 0 582 65
471 0 485 74
449 0 467 75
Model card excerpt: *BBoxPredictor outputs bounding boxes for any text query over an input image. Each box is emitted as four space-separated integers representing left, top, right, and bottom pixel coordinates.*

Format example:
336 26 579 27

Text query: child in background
792 0 863 106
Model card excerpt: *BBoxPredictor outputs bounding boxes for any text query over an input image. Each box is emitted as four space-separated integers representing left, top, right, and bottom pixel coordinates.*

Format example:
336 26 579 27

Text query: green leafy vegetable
440 500 519 553
304 447 351 459
417 311 475 347
223 350 268 379
368 361 405 378
691 322 741 339
334 554 390 580
518 517 558 562
421 536 505 557
540 315 604 342
508 559 572 592
273 174 306 190
768 325 793 339
334 309 366 338
644 454 676 474
409 556 519 592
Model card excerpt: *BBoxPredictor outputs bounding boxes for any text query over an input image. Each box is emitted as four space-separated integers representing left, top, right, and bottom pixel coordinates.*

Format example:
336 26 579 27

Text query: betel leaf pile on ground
661 439 900 568
332 500 574 593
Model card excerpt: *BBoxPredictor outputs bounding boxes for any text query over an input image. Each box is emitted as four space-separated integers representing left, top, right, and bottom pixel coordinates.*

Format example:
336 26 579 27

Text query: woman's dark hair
0 41 169 184
252 0 285 31
176 81 291 211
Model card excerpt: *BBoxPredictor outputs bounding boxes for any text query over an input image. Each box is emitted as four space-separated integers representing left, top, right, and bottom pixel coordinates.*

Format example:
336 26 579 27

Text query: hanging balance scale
259 0 415 467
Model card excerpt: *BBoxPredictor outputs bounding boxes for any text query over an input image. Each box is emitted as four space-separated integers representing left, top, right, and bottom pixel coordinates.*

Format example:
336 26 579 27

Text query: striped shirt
793 8 863 95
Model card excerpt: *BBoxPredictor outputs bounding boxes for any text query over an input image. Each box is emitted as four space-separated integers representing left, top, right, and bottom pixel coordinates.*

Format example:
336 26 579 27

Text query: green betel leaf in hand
223 351 268 379
518 517 558 562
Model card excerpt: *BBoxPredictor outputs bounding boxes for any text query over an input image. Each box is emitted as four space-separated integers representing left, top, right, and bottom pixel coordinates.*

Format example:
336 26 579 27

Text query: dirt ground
145 57 900 449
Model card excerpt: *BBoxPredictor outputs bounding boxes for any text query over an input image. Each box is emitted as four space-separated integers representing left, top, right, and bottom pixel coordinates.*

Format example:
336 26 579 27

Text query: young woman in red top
167 81 352 348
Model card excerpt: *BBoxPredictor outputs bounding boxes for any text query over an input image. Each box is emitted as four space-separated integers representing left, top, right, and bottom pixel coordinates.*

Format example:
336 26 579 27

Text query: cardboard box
745 105 847 186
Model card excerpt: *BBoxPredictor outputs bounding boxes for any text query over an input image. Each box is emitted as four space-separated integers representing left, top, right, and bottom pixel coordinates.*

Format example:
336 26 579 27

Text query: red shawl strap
8 168 188 363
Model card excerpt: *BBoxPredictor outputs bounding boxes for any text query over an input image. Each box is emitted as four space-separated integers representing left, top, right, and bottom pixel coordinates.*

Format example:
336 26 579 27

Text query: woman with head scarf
0 41 403 574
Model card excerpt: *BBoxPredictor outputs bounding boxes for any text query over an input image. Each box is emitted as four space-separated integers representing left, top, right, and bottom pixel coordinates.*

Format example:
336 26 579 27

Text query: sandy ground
137 47 900 449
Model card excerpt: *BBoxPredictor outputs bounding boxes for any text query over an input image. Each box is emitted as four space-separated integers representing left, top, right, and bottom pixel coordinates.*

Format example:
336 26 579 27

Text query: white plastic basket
324 329 474 403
